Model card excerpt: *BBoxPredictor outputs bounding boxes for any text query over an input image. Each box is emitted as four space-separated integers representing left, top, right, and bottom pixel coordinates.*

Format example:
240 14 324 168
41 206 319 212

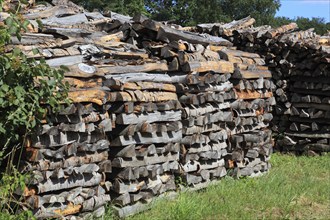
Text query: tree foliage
0 0 69 215
218 0 281 26
72 0 148 16
71 0 329 35
0 2 70 157
271 16 330 35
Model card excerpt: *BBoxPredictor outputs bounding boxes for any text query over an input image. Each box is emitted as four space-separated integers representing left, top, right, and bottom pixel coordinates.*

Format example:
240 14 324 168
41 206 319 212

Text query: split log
182 60 234 73
116 110 181 125
99 62 170 74
110 131 182 147
157 26 232 46
234 90 273 100
112 153 179 168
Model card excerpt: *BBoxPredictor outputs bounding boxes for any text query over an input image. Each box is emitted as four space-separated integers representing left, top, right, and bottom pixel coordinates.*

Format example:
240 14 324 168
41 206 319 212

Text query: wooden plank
99 62 169 74
64 63 104 78
116 110 181 125
110 131 182 147
69 90 178 104
107 81 176 92
112 153 179 167
232 69 272 79
176 81 233 93
102 49 149 60
264 23 298 38
113 121 182 135
218 48 260 60
25 151 109 172
32 173 103 194
63 77 103 89
157 26 232 46
234 90 273 100
46 55 85 67
182 60 234 73
181 159 225 172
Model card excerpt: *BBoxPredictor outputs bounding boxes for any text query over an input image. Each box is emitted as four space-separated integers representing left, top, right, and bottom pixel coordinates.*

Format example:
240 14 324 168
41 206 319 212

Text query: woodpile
197 18 330 155
6 1 321 218
21 103 112 219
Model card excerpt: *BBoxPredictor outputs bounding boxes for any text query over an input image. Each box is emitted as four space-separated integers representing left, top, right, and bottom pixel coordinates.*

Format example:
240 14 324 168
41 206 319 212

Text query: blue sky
276 0 330 22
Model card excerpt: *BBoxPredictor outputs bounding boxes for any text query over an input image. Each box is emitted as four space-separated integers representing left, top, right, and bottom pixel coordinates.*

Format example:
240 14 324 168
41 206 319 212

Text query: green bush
0 0 70 215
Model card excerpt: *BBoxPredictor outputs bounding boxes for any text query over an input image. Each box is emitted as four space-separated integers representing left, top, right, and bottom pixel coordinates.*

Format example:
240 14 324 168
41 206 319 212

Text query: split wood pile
1 1 279 218
196 18 330 154
21 104 112 219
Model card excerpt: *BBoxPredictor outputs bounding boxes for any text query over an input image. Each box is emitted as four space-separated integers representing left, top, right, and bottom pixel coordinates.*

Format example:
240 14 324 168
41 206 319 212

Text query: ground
106 153 330 220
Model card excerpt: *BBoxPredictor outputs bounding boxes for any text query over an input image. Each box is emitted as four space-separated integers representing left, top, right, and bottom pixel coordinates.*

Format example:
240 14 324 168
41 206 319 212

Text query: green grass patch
106 153 330 220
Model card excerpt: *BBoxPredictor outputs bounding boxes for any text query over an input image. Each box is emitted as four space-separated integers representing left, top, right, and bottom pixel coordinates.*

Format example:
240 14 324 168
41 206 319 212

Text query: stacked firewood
276 45 330 154
21 103 112 219
197 18 330 154
220 49 275 177
176 49 234 187
105 75 182 213
0 1 281 218
229 24 330 154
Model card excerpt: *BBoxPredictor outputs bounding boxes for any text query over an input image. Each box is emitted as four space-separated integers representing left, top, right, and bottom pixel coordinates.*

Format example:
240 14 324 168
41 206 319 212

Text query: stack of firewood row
105 74 182 212
276 47 330 154
1 1 279 218
176 53 234 187
21 103 112 219
197 18 330 154
228 23 330 154
222 49 275 177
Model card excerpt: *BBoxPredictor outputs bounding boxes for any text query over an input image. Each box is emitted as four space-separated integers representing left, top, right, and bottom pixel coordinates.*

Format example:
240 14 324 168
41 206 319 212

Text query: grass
106 153 330 220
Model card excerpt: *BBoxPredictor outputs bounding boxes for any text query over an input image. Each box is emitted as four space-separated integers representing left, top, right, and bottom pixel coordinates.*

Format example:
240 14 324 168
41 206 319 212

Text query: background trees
71 0 329 35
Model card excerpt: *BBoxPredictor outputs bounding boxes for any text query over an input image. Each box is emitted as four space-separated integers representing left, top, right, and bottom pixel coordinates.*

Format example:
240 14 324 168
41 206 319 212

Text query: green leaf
36 19 44 29
60 65 70 72
5 17 13 27
1 84 9 92
32 48 39 55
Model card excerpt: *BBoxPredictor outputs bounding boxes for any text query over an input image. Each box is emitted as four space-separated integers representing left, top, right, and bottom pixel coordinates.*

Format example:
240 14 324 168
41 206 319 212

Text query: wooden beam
157 26 233 46
234 89 273 100
182 60 234 73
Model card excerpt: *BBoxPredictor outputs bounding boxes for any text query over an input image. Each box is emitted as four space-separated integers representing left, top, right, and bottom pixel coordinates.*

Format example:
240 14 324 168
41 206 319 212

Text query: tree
145 0 230 26
145 0 281 26
72 0 148 16
0 0 69 215
270 16 293 27
295 17 329 35
219 0 281 26
270 16 329 35
70 0 329 35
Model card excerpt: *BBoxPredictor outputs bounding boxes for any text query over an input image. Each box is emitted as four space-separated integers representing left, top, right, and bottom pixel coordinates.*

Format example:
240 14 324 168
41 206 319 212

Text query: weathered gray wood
157 26 232 46
33 173 103 194
182 102 231 118
113 121 182 135
99 62 170 74
30 131 106 148
46 55 85 67
112 153 179 168
25 151 109 172
41 13 88 26
116 110 181 125
110 131 182 146
112 191 178 218
183 123 226 135
176 81 233 93
181 159 225 172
